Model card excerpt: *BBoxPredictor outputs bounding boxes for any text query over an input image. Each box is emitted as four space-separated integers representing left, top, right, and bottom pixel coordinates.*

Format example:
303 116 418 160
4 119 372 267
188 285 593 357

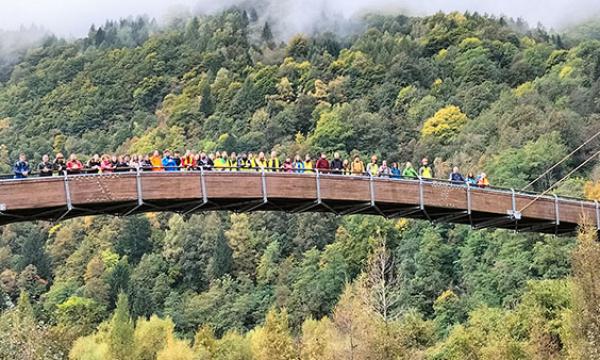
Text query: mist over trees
1 6 600 359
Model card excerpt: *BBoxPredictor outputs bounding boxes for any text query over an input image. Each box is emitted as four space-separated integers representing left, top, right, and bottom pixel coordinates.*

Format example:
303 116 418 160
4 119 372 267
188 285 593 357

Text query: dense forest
2 5 600 359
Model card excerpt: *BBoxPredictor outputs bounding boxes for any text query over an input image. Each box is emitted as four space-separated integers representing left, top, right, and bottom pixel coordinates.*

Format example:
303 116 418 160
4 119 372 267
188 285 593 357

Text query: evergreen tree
108 293 134 360
261 22 274 43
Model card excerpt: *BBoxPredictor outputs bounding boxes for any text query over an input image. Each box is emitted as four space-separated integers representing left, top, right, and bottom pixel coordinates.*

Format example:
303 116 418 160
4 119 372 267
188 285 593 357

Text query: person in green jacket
402 161 419 178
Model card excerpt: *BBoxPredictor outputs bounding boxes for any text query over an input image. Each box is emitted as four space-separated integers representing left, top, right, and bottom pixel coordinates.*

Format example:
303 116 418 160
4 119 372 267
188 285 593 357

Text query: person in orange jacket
150 150 163 171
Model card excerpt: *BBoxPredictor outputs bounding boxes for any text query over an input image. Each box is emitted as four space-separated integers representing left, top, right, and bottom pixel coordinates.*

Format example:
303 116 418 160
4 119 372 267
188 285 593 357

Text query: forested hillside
1 7 600 359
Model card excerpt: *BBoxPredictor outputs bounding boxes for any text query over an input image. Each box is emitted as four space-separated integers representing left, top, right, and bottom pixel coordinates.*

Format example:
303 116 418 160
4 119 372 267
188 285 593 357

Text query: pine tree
261 22 274 43
108 293 134 360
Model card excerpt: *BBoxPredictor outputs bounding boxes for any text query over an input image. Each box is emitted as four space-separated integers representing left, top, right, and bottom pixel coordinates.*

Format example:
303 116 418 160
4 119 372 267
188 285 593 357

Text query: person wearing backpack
351 155 365 176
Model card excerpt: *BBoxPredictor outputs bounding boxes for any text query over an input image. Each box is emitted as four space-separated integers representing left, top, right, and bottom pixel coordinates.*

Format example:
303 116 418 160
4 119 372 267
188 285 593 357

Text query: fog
1 0 600 37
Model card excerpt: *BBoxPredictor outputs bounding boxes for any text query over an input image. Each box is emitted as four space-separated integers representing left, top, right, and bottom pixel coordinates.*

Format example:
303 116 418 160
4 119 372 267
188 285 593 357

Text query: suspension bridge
0 170 596 234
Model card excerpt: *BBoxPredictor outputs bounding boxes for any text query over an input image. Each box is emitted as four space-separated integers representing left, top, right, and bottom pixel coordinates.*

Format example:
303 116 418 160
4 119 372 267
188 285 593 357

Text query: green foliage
487 131 568 188
249 308 296 360
1 9 600 359
108 293 134 359
421 105 468 141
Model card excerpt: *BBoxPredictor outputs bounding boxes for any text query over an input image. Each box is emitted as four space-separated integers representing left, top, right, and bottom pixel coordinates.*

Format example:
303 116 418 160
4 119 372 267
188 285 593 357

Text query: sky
1 0 600 37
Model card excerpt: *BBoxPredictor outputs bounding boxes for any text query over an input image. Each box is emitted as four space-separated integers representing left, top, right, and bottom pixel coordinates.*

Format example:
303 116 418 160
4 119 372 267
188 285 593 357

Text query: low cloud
0 0 599 38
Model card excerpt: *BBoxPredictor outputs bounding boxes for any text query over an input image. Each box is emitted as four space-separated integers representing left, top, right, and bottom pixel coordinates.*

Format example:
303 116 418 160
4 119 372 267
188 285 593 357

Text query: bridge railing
0 165 593 207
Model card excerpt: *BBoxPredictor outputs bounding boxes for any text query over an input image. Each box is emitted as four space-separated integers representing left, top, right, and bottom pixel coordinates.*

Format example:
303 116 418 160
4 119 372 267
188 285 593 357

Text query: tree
249 308 296 360
421 105 468 141
114 215 152 264
261 22 274 43
134 315 175 360
567 226 600 358
300 317 335 360
156 337 195 360
108 293 134 360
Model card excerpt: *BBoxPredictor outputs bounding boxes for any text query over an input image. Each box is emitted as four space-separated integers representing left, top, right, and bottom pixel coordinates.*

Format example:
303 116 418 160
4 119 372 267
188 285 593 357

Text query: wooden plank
265 173 317 200
374 179 419 205
141 172 203 201
319 175 370 202
0 178 66 210
69 175 137 205
203 172 262 199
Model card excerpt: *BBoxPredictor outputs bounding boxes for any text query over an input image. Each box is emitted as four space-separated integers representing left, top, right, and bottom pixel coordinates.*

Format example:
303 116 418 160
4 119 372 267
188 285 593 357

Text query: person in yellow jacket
419 158 434 179
304 154 314 173
254 151 267 170
214 151 226 171
229 152 239 171
366 155 378 176
268 150 280 172
351 155 364 176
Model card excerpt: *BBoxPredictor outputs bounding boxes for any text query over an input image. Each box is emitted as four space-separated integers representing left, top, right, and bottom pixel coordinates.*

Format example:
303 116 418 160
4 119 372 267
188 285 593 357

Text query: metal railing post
596 200 600 231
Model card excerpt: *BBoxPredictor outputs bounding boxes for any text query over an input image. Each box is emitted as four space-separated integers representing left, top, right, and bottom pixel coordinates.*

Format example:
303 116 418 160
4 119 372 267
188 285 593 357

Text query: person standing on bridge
238 153 249 171
54 153 66 176
229 152 239 171
213 151 225 171
293 155 305 173
316 153 330 173
115 155 129 173
343 159 351 175
351 155 364 176
38 154 54 177
268 151 280 172
419 158 433 179
14 153 30 179
66 154 84 175
255 152 268 170
304 154 314 173
390 162 401 179
86 154 101 174
367 155 378 176
182 150 195 171
173 151 182 171
466 172 477 186
100 154 114 173
477 173 490 188
162 150 177 171
378 160 390 177
402 162 418 178
330 152 344 174
150 150 162 171
283 157 294 172
449 166 465 184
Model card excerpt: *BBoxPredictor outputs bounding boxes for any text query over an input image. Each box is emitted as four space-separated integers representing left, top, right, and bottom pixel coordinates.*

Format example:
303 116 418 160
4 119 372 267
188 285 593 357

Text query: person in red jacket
66 154 84 175
315 153 330 173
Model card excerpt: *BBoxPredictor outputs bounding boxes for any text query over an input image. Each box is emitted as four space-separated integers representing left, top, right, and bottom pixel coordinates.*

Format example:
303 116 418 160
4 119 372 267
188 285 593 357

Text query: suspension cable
519 148 600 213
521 129 600 191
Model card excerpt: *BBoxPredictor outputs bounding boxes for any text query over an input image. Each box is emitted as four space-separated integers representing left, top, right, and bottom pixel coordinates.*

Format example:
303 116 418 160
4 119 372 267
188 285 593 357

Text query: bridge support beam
291 170 338 214
123 169 146 216
184 167 210 215
419 178 431 221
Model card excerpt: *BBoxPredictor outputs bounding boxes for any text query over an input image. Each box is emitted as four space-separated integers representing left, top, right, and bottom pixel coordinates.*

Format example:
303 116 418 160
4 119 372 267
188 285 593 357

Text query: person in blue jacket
449 166 465 184
162 150 177 171
390 162 401 179
14 153 30 179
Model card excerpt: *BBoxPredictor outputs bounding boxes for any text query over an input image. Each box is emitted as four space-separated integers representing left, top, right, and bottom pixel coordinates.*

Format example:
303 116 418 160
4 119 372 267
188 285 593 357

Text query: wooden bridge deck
0 171 597 234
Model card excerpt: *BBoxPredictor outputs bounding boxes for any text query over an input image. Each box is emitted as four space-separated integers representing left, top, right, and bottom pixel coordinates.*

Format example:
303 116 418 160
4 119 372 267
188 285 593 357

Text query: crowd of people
11 150 491 187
